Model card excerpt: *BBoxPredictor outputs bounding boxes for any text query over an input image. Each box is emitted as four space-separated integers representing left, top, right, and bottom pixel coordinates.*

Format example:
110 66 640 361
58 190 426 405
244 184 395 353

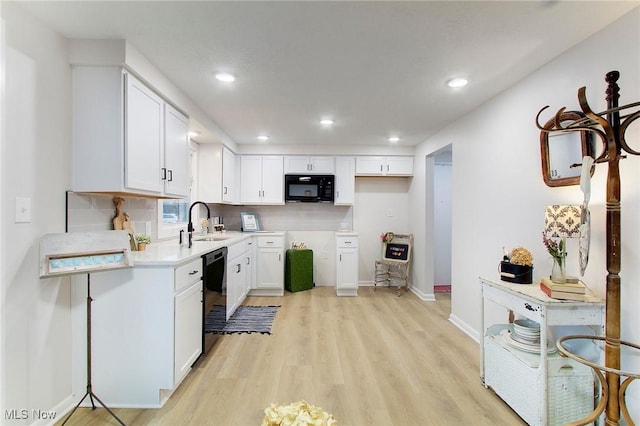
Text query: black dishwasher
202 247 227 355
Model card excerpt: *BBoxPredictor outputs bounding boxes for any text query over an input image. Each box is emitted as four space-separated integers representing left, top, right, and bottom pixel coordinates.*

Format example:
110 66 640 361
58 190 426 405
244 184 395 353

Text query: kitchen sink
193 234 232 242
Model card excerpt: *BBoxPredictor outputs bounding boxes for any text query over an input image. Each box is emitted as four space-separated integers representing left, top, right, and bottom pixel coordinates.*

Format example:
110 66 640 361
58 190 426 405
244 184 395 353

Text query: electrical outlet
321 250 328 260
387 208 393 217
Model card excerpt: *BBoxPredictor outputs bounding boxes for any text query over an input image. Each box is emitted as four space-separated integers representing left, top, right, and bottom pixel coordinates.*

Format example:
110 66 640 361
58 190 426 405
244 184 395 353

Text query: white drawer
337 236 358 248
257 235 284 248
175 258 202 292
227 239 249 260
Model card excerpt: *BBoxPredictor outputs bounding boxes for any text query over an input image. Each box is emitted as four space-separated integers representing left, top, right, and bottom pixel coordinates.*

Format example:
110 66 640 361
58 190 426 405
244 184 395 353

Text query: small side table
480 277 604 426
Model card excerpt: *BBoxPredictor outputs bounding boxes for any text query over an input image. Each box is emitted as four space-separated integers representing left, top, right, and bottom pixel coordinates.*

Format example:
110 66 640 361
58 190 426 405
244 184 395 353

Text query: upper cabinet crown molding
72 67 190 198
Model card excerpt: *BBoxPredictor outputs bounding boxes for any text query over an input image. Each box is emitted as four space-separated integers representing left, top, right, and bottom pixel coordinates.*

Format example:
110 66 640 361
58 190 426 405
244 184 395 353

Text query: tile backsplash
67 192 158 238
67 192 353 241
212 203 352 232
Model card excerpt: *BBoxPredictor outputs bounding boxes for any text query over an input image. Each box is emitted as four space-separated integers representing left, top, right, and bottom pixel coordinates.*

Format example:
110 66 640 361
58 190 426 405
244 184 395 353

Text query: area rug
434 284 452 293
204 305 280 335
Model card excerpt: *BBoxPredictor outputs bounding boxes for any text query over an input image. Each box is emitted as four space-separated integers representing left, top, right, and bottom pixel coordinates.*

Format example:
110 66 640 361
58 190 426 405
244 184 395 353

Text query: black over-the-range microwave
284 174 334 202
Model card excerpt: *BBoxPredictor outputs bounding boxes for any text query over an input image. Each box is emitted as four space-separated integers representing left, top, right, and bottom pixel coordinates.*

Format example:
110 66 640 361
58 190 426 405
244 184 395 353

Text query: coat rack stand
537 71 640 426
61 274 126 426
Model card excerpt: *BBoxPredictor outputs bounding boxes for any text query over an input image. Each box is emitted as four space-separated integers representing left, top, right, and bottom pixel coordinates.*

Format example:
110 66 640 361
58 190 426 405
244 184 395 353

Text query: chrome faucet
187 201 211 248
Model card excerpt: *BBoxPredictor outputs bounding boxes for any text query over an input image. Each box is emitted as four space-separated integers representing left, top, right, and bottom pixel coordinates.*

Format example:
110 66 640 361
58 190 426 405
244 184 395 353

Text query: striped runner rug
205 305 279 334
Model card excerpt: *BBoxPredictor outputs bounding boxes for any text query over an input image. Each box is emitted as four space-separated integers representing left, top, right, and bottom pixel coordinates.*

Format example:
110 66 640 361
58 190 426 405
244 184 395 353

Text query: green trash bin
285 249 314 292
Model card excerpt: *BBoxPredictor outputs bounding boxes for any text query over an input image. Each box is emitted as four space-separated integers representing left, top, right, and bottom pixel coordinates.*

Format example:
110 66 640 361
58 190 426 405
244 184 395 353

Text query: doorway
431 146 452 299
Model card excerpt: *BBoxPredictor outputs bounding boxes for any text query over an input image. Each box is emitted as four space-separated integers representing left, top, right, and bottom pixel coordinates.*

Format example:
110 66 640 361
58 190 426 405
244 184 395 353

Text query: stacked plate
511 319 540 345
504 319 556 354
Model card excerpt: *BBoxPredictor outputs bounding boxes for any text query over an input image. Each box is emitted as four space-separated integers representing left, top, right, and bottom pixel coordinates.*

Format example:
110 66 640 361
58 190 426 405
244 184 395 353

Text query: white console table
480 277 604 425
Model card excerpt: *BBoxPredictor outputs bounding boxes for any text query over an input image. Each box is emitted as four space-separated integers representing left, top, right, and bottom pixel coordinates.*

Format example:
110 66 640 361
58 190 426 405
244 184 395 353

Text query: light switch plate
15 197 31 223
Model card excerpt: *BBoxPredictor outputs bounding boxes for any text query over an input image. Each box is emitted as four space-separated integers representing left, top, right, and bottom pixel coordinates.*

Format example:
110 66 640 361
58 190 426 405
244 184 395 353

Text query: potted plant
135 234 151 251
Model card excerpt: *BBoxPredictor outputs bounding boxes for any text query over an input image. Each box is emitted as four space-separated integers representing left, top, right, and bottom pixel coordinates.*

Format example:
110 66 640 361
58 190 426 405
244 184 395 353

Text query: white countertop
131 231 284 267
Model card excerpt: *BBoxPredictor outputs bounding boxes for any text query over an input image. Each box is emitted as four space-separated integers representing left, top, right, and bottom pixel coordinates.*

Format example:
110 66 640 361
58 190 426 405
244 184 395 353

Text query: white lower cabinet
251 234 285 296
71 257 203 408
226 239 252 319
174 279 203 383
336 233 359 296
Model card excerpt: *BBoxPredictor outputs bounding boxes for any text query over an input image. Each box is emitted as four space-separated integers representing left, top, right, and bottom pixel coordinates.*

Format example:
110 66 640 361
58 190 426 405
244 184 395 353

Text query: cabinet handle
246 257 250 265
236 264 241 273
161 168 167 180
266 241 274 244
387 164 390 172
380 164 383 172
223 186 228 194
279 254 281 262
188 270 199 275
340 254 342 261
344 241 352 245
168 169 173 182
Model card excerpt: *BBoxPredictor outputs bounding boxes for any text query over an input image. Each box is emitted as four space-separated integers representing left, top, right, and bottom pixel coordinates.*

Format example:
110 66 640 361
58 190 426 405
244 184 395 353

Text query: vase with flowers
542 232 567 283
380 232 394 243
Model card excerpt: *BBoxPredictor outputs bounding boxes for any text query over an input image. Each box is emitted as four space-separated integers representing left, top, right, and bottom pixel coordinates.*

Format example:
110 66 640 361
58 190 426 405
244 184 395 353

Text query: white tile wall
214 203 353 232
67 192 157 237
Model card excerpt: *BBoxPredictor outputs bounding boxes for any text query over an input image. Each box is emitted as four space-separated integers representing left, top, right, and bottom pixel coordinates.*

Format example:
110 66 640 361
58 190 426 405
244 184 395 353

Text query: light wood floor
56 286 524 426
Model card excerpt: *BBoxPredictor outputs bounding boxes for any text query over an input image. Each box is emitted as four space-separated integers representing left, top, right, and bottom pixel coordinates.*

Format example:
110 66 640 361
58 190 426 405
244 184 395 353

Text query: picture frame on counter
240 212 260 232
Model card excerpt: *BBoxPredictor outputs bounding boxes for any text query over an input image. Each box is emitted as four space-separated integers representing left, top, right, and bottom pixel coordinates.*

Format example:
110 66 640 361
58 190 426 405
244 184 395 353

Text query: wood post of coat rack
537 71 640 426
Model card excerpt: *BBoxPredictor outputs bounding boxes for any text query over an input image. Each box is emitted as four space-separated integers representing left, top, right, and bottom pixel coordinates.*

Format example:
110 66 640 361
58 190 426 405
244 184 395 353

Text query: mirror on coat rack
539 111 594 187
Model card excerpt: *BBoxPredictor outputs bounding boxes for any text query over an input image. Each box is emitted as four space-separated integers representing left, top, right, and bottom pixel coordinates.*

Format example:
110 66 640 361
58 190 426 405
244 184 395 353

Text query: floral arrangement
135 234 151 244
380 232 395 243
509 246 533 267
262 400 336 426
542 232 565 261
200 218 210 229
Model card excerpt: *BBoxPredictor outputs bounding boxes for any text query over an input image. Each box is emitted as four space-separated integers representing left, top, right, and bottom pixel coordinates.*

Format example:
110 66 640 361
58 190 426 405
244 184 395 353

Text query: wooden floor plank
55 286 524 426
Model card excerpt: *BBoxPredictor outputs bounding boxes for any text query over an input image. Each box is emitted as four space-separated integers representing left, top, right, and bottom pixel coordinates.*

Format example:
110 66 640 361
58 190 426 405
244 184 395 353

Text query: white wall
410 7 639 419
354 177 411 285
1 2 74 422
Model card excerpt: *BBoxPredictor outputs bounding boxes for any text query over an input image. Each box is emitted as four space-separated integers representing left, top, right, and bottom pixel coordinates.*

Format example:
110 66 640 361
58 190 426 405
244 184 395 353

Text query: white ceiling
13 1 638 147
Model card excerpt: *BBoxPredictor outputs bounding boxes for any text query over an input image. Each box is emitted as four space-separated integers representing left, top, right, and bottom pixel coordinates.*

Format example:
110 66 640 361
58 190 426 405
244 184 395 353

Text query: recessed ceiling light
320 119 334 127
188 130 200 138
447 78 468 88
215 73 236 83
388 136 400 143
257 135 270 141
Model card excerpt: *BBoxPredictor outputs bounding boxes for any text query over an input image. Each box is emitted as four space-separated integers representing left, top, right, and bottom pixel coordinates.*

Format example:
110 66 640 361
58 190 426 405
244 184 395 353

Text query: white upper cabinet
72 67 190 198
221 147 237 203
163 104 190 197
240 155 284 204
355 156 413 176
284 156 335 174
125 75 164 193
334 157 355 205
198 145 237 204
